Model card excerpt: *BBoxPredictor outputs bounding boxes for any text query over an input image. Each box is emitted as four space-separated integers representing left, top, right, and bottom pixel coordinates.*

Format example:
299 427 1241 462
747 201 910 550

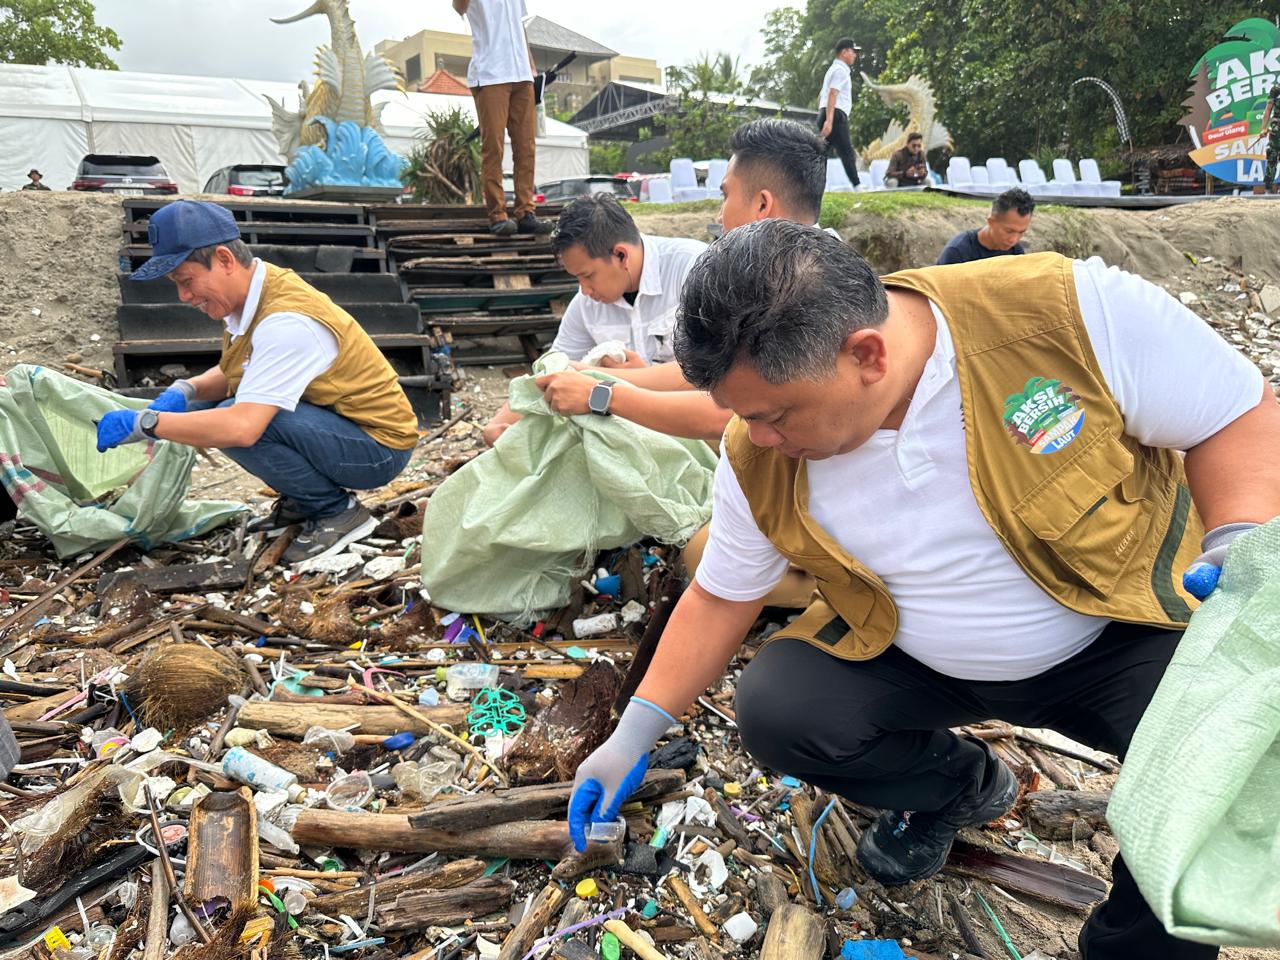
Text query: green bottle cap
599 932 621 960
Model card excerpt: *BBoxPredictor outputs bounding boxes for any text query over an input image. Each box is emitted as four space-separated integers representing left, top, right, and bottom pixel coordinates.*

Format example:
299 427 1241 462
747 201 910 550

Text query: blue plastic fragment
329 938 386 954
255 635 267 647
564 645 589 660
383 732 415 751
841 940 909 960
780 775 802 788
835 887 857 910
594 574 621 597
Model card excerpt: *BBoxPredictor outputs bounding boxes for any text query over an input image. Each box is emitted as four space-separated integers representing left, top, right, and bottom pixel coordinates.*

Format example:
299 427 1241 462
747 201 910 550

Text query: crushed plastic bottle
392 759 459 799
445 662 499 700
223 747 303 800
302 726 355 754
325 771 374 812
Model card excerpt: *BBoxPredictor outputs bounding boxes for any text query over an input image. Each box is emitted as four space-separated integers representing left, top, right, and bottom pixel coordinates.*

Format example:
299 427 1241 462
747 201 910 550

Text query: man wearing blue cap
96 200 419 563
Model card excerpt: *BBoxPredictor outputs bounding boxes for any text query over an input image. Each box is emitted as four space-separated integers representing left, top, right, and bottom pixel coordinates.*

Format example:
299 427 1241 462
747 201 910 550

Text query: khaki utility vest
220 264 419 451
724 252 1203 660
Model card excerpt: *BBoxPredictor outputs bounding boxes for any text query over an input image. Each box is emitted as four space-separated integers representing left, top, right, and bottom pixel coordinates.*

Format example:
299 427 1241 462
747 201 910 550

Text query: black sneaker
246 496 308 538
283 499 377 565
515 213 553 235
489 218 518 237
856 737 1019 886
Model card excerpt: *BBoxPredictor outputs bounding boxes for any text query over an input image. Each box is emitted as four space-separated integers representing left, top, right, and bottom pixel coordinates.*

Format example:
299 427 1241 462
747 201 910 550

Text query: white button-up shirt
818 58 853 114
551 234 707 364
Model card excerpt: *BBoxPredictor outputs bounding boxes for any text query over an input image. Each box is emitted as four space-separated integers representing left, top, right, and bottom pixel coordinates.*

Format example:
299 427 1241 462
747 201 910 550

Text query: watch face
589 382 612 414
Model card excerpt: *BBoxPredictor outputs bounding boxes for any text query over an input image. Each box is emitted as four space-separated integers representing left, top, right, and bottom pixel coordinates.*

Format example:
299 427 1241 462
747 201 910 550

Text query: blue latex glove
148 379 195 414
1182 522 1258 600
568 697 676 852
96 410 144 452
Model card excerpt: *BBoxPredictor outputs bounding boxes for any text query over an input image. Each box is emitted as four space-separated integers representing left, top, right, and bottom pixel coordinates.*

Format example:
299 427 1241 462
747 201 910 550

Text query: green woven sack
1109 517 1280 945
0 365 245 558
421 353 716 621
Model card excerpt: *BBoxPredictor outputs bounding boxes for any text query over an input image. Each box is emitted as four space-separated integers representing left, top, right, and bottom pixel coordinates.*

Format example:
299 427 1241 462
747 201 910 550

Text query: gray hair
675 219 888 389
186 238 254 269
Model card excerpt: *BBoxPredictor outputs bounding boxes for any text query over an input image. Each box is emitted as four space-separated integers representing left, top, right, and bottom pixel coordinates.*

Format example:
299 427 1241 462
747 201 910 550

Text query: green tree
589 141 628 174
403 108 481 204
645 52 754 167
756 0 1271 164
0 0 121 69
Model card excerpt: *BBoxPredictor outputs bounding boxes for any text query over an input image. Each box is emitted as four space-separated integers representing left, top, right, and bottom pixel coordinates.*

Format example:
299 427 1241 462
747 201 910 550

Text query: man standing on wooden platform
454 0 553 237
568 221 1280 959
95 200 418 563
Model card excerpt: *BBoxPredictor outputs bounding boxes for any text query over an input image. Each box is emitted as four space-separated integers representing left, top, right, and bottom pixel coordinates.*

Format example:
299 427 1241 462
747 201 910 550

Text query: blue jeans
199 400 413 519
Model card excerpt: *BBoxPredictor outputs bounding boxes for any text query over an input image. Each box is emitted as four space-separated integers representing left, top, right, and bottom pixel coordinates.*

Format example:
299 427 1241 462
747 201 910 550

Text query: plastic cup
324 771 374 812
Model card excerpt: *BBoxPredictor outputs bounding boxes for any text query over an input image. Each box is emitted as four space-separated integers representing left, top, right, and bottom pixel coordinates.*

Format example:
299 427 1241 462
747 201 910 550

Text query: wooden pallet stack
372 203 574 366
113 197 454 424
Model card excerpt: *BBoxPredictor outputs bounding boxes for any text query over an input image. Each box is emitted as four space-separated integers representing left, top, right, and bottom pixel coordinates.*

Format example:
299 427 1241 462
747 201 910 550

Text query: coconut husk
124 643 244 729
104 874 151 960
172 907 253 960
20 776 131 892
374 601 440 650
278 589 365 646
373 499 426 540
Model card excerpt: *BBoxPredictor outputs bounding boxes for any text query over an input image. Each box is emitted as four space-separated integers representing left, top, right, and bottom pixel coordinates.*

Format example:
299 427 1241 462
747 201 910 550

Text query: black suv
71 155 177 195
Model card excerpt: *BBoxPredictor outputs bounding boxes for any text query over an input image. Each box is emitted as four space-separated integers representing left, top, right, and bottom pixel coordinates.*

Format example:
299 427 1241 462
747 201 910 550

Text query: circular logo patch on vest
1002 377 1085 454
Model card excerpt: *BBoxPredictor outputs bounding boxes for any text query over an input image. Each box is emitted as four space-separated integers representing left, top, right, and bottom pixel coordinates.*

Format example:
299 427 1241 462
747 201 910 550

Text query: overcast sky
91 1 781 83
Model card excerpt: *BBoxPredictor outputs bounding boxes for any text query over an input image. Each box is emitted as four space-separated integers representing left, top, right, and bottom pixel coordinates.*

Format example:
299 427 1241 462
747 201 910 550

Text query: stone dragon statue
265 0 403 160
857 72 952 165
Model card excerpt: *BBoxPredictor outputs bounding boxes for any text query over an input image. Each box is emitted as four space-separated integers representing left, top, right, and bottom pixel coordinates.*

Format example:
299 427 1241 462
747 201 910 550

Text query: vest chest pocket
1012 432 1154 598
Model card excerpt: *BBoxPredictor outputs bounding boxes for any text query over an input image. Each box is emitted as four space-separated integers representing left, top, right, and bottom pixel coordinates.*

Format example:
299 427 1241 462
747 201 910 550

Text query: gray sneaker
283 499 377 565
246 496 308 538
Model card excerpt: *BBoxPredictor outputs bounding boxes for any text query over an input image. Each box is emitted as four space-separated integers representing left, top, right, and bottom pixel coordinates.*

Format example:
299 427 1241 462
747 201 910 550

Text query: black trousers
816 107 860 187
735 621 1216 960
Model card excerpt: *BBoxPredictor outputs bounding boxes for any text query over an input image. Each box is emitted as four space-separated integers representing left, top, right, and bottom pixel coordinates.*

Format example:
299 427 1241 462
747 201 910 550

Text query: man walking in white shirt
453 0 552 236
817 37 861 189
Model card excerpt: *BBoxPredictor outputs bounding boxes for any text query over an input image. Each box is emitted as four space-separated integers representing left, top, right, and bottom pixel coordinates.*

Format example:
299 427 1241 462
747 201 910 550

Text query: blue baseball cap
130 200 242 281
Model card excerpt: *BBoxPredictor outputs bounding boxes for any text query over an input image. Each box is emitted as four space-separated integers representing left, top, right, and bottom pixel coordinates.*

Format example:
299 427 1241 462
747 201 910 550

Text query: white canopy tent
0 63 588 193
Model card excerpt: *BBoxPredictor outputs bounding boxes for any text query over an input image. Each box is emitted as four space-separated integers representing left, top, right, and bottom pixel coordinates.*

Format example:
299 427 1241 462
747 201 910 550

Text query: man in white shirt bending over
817 37 861 189
496 119 835 445
453 0 552 237
482 194 705 443
568 220 1280 960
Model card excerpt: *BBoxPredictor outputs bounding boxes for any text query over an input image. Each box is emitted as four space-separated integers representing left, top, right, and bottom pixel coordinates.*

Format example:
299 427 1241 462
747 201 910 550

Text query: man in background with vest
568 222 1280 959
95 200 419 564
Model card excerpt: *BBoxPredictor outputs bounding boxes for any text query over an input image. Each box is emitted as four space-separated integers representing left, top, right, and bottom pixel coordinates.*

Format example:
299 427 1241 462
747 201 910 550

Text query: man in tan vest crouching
96 201 418 564
566 221 1280 959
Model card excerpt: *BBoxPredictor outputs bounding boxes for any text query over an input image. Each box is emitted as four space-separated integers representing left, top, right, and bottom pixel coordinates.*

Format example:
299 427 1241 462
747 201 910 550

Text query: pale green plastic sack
421 353 716 621
1108 517 1280 946
0 364 246 558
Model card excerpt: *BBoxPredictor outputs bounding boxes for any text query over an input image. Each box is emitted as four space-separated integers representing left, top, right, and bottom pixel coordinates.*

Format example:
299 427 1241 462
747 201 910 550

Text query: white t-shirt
695 257 1264 681
464 0 534 88
818 59 852 114
224 260 339 410
551 234 708 364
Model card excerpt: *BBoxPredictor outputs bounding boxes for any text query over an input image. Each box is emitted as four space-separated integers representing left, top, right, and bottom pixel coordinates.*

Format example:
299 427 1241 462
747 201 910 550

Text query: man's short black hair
835 37 859 54
729 119 826 223
992 187 1035 218
907 131 923 143
676 219 888 390
551 194 641 260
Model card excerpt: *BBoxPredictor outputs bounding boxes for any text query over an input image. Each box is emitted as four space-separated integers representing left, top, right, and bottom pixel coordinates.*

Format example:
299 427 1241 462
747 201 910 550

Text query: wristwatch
588 380 616 416
138 409 160 439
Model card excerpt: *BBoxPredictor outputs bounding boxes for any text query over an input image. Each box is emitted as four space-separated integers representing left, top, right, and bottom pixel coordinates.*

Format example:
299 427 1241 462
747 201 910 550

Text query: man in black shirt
20 169 50 191
937 187 1034 265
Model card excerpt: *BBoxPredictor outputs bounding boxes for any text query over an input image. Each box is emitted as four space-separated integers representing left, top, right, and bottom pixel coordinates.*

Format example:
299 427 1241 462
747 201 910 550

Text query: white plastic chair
946 156 973 187
1078 158 1121 198
970 165 1000 194
1050 158 1083 196
704 159 729 196
646 176 673 204
825 157 855 193
868 158 889 189
986 158 1019 186
670 158 707 202
1017 159 1053 197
